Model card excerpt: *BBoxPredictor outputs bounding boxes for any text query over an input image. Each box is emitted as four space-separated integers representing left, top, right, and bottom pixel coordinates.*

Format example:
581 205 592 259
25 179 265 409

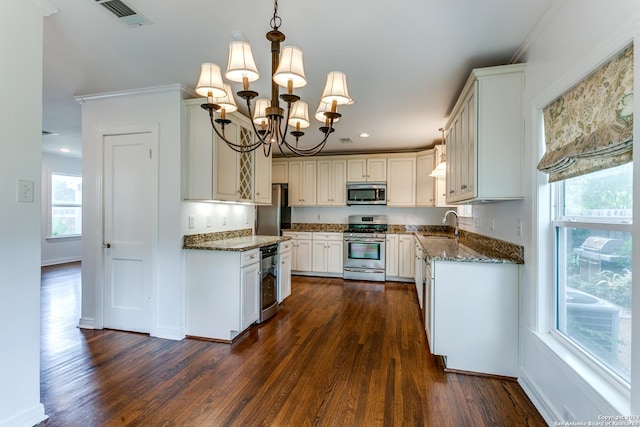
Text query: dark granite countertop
415 233 523 264
184 235 292 252
183 228 291 252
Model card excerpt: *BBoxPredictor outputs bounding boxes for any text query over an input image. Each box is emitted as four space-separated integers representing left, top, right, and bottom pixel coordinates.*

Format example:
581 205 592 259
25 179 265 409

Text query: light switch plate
16 180 34 202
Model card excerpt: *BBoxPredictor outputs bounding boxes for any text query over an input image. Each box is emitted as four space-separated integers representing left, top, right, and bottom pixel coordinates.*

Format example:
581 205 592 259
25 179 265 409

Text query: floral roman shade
538 45 633 182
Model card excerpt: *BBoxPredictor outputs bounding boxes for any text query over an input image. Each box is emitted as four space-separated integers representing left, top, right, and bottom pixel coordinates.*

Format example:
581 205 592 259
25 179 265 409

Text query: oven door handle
344 267 385 273
344 238 385 243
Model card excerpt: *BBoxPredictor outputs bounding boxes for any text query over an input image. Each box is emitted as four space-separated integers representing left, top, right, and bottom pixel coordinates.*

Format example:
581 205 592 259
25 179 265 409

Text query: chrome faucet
442 210 459 237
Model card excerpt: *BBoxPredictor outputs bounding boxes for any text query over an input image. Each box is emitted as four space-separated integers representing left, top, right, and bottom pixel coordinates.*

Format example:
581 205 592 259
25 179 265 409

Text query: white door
103 128 157 333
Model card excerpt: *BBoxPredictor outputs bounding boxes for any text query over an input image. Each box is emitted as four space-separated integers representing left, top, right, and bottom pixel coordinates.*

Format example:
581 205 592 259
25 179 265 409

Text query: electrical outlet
222 216 227 226
244 214 249 225
317 214 321 220
490 219 495 232
517 219 522 236
206 216 212 228
188 215 195 229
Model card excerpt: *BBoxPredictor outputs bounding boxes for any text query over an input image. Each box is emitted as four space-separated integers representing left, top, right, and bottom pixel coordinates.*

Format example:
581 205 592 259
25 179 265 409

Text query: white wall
292 205 449 226
0 1 52 426
41 153 82 266
460 0 640 422
80 85 185 340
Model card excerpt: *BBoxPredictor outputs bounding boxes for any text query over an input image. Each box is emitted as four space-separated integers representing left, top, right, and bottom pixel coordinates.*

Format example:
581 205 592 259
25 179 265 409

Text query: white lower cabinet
278 240 292 302
430 260 519 377
185 248 260 341
283 231 343 276
385 234 399 277
311 232 343 274
385 233 415 282
398 234 415 279
282 232 313 272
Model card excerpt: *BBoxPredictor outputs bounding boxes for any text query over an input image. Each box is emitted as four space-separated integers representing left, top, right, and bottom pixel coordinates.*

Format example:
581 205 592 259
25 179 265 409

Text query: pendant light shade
213 83 238 113
252 98 271 125
288 101 310 129
225 41 260 83
315 101 340 123
195 63 227 98
321 71 351 105
273 46 307 89
429 161 446 177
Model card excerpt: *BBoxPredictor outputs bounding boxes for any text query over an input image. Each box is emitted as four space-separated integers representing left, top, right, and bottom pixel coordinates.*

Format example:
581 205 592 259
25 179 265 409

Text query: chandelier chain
270 0 282 30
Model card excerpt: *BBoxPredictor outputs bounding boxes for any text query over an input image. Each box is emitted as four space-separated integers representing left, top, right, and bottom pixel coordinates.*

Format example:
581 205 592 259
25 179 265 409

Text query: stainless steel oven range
343 215 387 282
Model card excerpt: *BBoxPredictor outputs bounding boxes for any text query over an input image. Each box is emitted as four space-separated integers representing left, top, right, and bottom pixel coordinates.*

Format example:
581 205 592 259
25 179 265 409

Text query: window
554 162 632 384
51 173 82 237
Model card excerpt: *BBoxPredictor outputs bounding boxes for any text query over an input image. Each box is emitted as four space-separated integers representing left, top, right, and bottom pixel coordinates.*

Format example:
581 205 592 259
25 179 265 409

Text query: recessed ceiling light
42 130 59 136
59 148 70 153
359 133 370 138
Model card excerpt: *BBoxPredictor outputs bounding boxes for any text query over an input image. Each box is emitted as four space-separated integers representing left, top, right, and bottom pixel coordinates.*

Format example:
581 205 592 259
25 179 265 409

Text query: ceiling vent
94 0 152 26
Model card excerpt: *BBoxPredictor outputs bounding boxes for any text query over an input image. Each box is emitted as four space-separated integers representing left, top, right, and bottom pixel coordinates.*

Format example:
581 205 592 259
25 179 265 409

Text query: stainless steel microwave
346 182 387 205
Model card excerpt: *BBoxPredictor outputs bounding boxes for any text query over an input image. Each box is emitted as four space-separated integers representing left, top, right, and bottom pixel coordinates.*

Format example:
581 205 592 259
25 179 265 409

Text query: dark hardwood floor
40 262 546 426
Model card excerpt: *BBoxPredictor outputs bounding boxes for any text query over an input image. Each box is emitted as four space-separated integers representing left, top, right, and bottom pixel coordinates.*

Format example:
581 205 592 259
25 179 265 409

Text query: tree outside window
51 173 82 237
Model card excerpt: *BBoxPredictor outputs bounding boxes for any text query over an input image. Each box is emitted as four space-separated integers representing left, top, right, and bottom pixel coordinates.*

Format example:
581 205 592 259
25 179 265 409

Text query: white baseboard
153 326 185 341
41 256 81 267
0 404 47 427
518 371 557 425
78 317 96 329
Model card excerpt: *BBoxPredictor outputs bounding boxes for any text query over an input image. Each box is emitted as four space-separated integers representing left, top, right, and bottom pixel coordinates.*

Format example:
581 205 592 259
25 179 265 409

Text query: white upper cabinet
316 157 347 206
347 156 387 182
288 160 316 206
253 146 272 205
184 99 261 203
416 149 436 207
445 64 525 204
387 154 416 207
271 159 289 183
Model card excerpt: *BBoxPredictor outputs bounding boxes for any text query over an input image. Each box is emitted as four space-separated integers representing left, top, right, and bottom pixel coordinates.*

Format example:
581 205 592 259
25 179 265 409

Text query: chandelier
194 0 351 157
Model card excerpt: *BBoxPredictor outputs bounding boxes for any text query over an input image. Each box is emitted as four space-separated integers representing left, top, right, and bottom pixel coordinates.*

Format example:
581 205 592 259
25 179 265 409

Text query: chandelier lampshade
288 101 310 129
225 41 260 85
252 98 271 125
213 83 238 114
273 46 307 90
315 101 340 123
195 63 227 98
321 71 351 106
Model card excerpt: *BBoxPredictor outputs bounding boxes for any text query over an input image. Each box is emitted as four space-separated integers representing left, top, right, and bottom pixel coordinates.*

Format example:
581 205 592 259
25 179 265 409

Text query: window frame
550 163 633 391
49 171 82 239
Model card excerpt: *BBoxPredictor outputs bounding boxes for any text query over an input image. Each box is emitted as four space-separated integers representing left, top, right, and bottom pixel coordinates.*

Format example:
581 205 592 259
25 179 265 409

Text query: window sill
533 329 630 414
46 235 82 242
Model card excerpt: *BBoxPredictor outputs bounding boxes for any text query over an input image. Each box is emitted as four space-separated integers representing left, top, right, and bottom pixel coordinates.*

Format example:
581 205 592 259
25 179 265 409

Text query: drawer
312 232 343 241
241 248 260 267
282 232 312 240
279 240 293 253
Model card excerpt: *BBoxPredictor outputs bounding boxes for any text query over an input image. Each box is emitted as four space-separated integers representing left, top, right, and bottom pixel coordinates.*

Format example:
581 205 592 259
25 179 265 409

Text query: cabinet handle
460 185 467 190
449 190 455 194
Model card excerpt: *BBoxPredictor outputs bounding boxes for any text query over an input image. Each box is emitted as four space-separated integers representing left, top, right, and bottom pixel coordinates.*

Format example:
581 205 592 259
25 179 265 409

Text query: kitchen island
183 229 292 343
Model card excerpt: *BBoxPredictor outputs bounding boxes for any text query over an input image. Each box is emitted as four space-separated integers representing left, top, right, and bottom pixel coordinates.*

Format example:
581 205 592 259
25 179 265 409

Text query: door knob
103 243 111 249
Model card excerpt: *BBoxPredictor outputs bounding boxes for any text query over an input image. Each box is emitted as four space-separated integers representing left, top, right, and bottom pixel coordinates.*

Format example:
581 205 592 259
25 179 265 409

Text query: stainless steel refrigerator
256 184 291 236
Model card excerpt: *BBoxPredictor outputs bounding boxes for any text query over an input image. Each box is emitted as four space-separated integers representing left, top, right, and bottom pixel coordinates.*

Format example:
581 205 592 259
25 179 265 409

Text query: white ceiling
42 0 553 159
